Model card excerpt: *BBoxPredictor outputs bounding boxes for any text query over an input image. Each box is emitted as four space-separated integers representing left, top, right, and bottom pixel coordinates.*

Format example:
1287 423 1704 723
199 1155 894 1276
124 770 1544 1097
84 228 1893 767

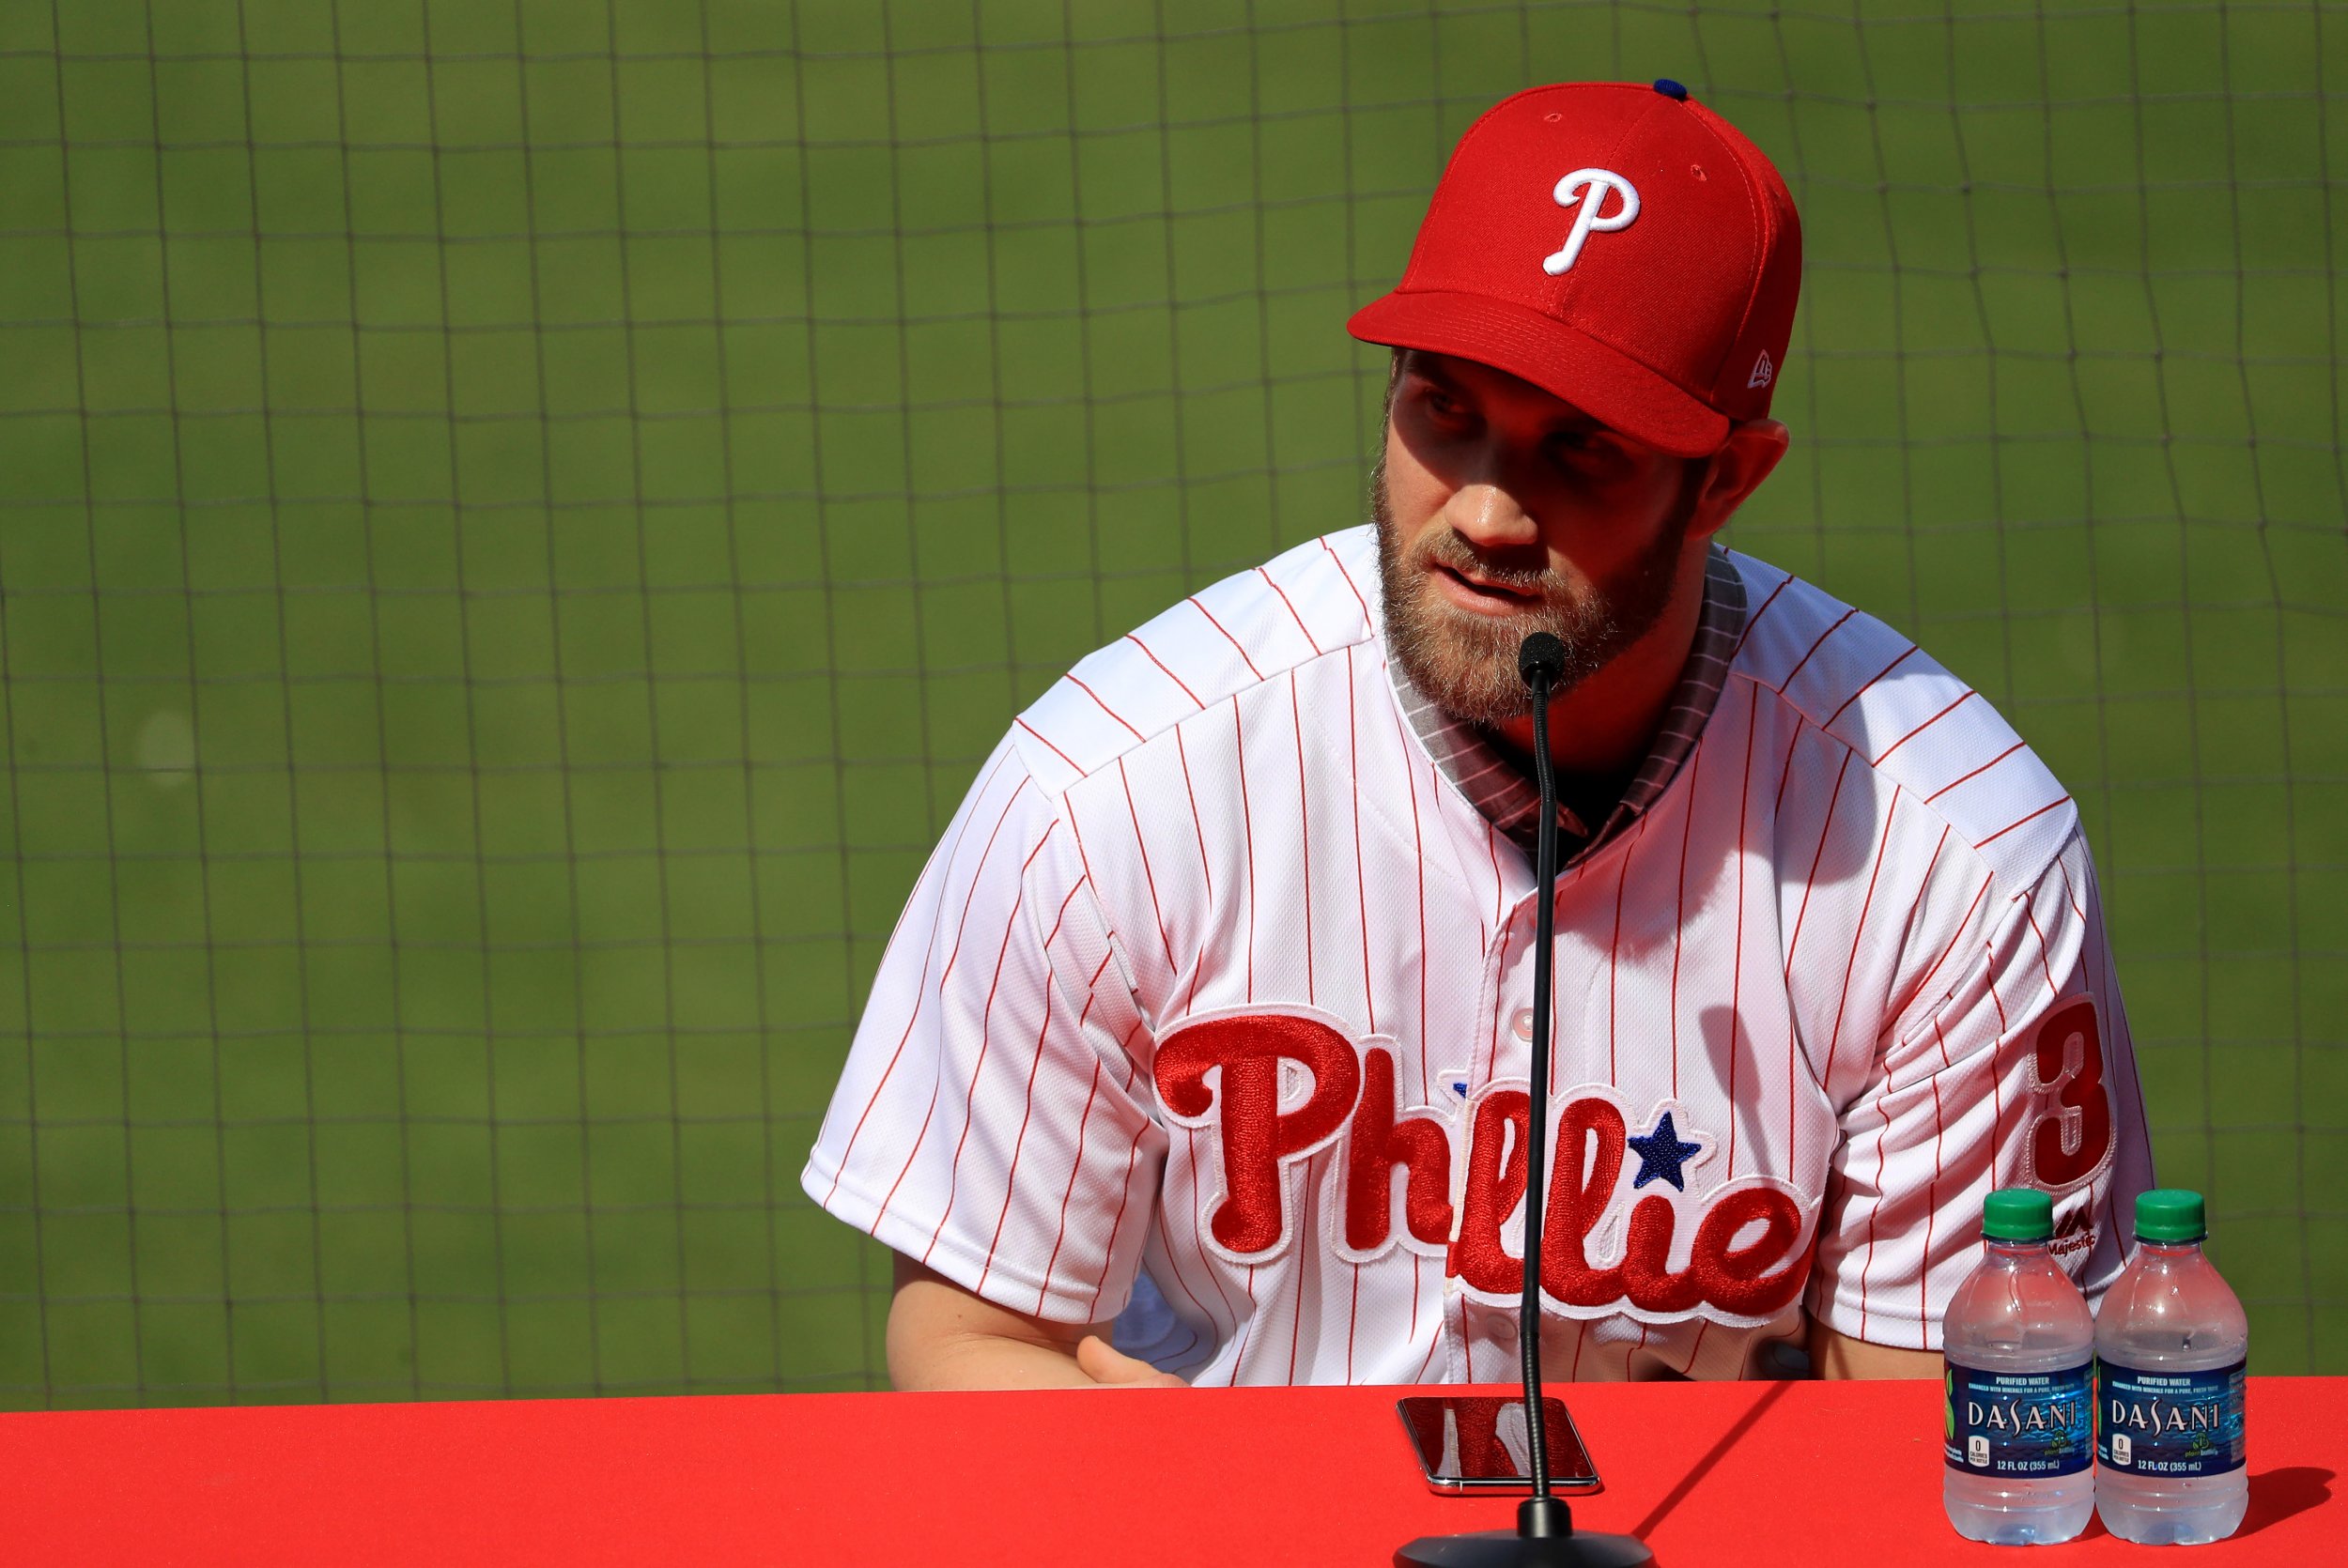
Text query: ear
1684 419 1788 542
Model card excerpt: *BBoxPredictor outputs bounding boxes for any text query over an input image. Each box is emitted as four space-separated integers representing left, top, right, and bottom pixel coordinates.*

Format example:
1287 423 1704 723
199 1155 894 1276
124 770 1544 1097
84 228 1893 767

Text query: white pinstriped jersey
803 525 2154 1385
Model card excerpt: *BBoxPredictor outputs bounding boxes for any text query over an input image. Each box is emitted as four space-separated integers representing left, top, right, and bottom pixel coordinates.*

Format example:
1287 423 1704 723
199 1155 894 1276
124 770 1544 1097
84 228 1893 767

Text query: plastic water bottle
1942 1189 2096 1544
2094 1189 2248 1544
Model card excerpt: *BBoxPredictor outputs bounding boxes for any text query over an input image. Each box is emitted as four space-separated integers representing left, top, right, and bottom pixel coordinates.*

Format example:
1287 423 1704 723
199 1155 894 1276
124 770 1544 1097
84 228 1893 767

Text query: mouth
1429 561 1542 616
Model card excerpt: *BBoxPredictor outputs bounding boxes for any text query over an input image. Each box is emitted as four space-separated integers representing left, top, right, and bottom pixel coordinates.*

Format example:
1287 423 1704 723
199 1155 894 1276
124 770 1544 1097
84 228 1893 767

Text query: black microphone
1396 635 1653 1568
1518 631 1566 691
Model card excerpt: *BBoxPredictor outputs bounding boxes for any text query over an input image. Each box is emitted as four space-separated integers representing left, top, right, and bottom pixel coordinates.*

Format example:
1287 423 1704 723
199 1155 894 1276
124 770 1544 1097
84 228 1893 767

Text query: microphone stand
1395 634 1654 1568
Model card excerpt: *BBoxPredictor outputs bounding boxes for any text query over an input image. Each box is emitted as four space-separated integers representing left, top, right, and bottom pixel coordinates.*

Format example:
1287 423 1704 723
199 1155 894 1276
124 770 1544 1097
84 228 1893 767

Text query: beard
1372 456 1695 728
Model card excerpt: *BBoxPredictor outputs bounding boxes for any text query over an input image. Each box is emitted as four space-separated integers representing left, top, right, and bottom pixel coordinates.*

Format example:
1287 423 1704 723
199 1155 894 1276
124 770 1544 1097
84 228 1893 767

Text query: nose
1443 480 1539 552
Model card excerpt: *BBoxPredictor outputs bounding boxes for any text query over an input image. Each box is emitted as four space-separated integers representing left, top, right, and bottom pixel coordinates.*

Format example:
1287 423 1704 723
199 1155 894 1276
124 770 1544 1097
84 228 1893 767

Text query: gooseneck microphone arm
1391 635 1655 1567
1515 631 1568 1538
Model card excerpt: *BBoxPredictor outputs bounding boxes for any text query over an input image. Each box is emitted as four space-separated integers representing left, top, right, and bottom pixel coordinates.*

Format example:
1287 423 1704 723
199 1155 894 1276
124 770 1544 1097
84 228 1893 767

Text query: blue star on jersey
1628 1111 1707 1191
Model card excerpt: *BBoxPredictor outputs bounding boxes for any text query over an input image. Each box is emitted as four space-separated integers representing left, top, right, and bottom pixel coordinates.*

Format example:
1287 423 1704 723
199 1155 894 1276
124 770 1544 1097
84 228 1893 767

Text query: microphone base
1394 1529 1655 1567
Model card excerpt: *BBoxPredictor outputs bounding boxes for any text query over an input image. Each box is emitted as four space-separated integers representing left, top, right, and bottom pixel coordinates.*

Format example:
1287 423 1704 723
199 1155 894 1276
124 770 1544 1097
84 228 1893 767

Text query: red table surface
0 1376 2336 1565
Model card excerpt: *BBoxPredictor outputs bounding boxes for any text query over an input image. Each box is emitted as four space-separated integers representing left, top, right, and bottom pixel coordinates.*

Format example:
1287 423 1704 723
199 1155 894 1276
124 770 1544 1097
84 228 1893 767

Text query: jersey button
1510 1007 1535 1042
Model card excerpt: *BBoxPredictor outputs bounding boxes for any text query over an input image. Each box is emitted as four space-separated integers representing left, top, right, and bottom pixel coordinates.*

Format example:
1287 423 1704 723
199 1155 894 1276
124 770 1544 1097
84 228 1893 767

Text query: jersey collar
1387 545 1747 863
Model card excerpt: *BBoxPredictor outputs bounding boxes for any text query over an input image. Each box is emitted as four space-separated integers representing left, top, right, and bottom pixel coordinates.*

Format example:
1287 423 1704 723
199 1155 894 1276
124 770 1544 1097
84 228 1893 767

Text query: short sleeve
800 734 1166 1325
1806 828 2155 1349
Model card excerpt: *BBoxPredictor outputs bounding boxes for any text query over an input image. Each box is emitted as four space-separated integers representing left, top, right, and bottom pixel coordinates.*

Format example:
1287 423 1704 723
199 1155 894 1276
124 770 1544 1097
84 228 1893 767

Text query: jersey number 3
2028 995 2112 1189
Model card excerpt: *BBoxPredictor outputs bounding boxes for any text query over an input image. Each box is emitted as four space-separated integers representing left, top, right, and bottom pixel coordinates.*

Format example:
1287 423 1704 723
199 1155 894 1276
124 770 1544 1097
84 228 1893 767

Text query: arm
1805 830 2152 1354
802 741 1173 1376
1807 1317 1940 1379
888 1253 1184 1391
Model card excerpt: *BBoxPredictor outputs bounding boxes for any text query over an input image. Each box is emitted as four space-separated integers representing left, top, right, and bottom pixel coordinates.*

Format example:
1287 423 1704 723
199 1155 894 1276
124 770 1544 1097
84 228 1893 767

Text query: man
802 81 2152 1389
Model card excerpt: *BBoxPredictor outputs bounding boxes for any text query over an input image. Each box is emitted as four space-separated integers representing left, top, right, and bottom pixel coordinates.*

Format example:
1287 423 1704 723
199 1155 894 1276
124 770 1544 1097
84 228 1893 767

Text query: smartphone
1395 1394 1603 1496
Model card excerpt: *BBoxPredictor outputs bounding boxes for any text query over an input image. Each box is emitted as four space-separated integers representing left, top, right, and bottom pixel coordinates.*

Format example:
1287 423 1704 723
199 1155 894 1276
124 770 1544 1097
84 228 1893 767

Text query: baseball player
802 81 2153 1389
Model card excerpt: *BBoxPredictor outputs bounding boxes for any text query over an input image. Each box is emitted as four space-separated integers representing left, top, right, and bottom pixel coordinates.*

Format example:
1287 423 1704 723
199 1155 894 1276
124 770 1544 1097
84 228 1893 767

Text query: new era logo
1748 350 1774 389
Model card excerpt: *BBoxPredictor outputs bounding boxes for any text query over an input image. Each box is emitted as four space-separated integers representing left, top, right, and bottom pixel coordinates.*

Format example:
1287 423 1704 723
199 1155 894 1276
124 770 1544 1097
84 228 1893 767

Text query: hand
1075 1333 1188 1389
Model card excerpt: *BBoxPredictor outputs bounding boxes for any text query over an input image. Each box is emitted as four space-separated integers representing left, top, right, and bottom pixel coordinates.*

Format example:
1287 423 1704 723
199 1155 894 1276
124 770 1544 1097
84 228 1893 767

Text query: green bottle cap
2135 1189 2207 1243
1982 1188 2053 1242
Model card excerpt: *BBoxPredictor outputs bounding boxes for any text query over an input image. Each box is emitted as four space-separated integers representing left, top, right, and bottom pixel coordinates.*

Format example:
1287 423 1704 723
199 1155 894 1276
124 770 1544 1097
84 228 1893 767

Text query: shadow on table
1630 1381 1794 1540
2236 1467 2332 1538
2028 1464 2330 1545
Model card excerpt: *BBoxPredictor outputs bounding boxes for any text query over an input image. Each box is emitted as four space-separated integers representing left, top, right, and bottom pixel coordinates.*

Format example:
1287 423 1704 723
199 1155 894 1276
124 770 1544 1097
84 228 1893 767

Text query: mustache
1413 530 1557 596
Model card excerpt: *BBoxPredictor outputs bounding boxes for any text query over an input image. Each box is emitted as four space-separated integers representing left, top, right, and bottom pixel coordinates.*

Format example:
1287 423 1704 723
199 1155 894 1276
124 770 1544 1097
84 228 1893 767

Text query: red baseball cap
1348 80 1801 458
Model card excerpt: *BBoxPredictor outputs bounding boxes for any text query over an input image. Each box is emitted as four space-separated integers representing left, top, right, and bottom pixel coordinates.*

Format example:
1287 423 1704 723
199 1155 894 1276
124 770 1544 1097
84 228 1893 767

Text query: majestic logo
1153 1008 1816 1325
1542 168 1640 276
2048 1205 2096 1261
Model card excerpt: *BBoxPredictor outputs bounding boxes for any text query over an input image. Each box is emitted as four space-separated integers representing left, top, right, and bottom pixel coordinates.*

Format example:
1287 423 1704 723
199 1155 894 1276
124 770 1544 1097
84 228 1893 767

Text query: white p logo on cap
1542 168 1640 276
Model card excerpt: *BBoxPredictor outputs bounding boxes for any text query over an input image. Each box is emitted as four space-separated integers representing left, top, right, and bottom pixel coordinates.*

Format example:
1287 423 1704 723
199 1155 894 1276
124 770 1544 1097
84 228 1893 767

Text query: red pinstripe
1173 725 1214 1015
1858 1084 1893 1339
1086 1115 1152 1319
1669 727 1705 1098
1784 748 1855 1163
915 825 1069 1259
1189 595 1266 680
1771 714 1811 818
1871 688 1976 768
1287 1259 1309 1383
1821 789 1905 1092
1607 819 1645 1082
1118 758 1182 986
1774 607 1857 696
1486 822 1506 933
1383 675 1434 1345
1014 715 1081 775
1984 942 2011 1170
1411 1324 1442 1383
1924 739 2024 805
1782 748 1855 985
1346 1262 1362 1385
1731 570 1792 657
1230 1267 1259 1389
1727 687 1756 1177
1233 699 1257 1003
1318 535 1376 632
826 775 1030 1206
1037 1054 1104 1314
1888 823 1953 1018
1921 1011 1955 1330
1345 652 1373 1032
1822 643 1918 731
977 884 1095 1292
1035 949 1120 1314
848 746 1015 997
976 985 1058 1293
1910 873 1996 1008
2056 855 2086 922
2020 893 2061 998
1291 671 1316 1003
1980 795 2071 848
1398 721 1429 1104
1157 1126 1237 1332
1259 565 1324 655
1124 632 1205 709
1068 673 1147 743
1174 726 1213 903
1483 915 1518 1080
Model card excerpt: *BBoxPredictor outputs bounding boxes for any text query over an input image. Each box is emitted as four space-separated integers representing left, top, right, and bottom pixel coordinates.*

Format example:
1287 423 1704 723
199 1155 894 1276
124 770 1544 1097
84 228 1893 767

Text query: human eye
1545 426 1633 476
1411 380 1474 429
